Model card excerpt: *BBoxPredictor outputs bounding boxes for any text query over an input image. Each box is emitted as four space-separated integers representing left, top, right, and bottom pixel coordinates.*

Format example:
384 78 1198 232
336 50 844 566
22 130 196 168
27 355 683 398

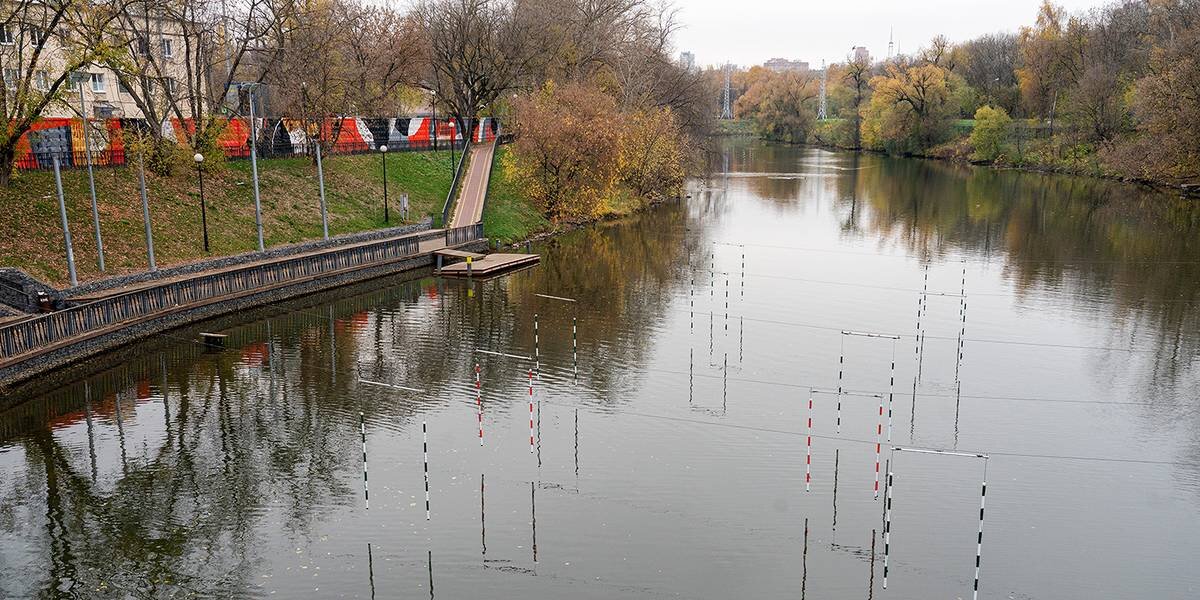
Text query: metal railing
14 139 468 171
445 223 484 247
0 233 423 361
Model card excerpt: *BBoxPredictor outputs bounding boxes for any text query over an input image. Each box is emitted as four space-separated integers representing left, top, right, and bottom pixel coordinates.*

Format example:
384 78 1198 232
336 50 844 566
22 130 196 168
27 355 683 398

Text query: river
2 138 1198 599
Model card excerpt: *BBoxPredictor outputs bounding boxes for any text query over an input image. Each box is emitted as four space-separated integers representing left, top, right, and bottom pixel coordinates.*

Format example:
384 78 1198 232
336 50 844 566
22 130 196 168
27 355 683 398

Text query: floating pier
436 250 540 277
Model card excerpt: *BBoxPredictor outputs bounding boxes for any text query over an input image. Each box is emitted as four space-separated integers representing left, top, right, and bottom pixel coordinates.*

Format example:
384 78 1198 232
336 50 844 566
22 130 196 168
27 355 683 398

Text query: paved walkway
450 142 496 228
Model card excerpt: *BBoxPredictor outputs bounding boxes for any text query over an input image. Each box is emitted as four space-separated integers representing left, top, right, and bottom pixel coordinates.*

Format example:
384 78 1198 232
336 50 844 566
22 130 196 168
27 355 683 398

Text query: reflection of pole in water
360 411 369 509
722 353 728 411
329 306 337 385
869 529 876 600
574 409 579 477
740 247 745 300
832 449 840 530
160 354 171 431
910 377 918 437
481 474 487 559
689 263 695 334
423 421 431 520
739 316 744 363
801 517 809 599
267 320 275 401
534 314 540 380
476 364 483 446
537 396 542 468
367 542 376 600
805 388 813 492
83 381 98 482
427 550 434 600
689 348 694 403
572 316 578 382
531 481 538 563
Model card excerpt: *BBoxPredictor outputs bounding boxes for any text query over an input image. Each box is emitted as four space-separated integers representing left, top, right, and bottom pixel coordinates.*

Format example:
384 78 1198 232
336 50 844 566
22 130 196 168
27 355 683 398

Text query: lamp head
193 153 204 163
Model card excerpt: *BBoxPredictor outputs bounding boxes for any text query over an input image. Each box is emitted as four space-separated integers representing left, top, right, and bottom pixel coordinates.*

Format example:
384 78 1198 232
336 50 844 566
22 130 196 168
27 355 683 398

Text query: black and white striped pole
476 364 483 446
423 421 430 520
885 446 989 596
805 387 813 492
360 410 369 509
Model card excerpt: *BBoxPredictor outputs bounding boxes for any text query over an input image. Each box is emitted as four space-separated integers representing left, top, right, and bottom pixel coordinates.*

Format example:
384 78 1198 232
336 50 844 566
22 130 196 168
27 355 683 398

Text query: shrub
970 105 1012 163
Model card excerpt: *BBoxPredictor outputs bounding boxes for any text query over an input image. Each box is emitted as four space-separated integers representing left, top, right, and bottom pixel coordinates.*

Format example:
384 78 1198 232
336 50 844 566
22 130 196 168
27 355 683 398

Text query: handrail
440 137 472 227
0 232 424 361
444 223 484 247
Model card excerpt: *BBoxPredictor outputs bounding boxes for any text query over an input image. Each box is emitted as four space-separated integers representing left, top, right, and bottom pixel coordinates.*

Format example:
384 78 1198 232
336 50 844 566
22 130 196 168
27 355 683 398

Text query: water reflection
1 139 1198 598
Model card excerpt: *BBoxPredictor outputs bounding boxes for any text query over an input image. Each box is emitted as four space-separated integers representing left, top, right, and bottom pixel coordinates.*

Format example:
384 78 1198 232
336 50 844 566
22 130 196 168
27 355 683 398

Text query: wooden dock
439 253 540 277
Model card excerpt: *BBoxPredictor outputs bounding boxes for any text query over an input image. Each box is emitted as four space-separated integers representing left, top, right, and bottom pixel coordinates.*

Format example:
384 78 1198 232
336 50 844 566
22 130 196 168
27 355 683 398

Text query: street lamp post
449 119 456 180
380 145 389 224
194 153 209 252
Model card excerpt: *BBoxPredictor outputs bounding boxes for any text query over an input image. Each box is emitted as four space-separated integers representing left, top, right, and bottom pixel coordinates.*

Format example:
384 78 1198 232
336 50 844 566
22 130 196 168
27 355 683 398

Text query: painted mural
16 116 499 170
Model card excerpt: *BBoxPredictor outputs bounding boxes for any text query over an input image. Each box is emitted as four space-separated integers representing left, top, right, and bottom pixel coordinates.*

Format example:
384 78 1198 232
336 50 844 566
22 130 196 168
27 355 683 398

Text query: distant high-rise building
853 46 870 64
764 58 809 73
678 51 696 72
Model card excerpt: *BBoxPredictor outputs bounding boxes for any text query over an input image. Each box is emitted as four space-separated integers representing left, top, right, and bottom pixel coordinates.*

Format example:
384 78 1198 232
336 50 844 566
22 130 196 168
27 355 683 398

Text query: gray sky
673 0 1104 68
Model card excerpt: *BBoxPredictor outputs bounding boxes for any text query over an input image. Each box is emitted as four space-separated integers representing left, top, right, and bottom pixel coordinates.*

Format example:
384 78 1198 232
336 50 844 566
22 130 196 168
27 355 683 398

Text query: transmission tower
721 64 733 120
817 60 828 120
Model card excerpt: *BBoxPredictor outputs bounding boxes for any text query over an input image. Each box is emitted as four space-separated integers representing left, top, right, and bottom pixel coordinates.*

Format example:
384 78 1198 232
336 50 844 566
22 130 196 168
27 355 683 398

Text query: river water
2 139 1198 599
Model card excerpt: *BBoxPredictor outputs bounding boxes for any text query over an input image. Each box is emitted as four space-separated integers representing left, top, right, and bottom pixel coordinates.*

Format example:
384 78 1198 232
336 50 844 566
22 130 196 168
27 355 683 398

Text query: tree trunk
0 146 16 187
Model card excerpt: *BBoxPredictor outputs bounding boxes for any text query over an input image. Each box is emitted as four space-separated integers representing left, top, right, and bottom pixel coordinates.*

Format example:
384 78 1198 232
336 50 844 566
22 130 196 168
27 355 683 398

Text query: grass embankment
482 148 549 244
0 151 458 286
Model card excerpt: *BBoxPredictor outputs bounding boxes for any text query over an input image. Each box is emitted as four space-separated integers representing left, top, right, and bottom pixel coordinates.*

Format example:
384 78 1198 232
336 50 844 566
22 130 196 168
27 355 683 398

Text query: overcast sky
673 0 1105 68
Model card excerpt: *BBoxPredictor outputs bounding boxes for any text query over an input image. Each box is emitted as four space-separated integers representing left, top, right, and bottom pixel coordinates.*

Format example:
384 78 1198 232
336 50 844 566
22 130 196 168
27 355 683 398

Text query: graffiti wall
16 116 499 170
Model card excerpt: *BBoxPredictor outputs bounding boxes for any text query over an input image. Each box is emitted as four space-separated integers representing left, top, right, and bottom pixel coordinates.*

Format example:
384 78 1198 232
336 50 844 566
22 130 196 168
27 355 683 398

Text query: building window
90 72 105 93
28 27 48 45
3 68 19 90
160 38 173 58
118 80 130 95
135 36 149 55
0 26 14 45
164 77 177 97
34 70 49 91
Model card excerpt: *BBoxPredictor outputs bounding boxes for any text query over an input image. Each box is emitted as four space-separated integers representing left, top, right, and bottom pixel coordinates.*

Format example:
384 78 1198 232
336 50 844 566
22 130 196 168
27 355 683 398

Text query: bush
970 105 1012 163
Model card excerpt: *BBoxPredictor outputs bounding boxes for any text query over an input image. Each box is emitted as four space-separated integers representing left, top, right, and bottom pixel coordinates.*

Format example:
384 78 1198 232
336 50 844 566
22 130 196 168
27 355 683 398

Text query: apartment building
0 11 192 120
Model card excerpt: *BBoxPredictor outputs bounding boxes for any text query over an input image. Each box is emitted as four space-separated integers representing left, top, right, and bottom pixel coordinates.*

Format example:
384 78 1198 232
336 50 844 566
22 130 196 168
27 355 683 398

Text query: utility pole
818 60 828 121
721 64 733 120
241 82 265 251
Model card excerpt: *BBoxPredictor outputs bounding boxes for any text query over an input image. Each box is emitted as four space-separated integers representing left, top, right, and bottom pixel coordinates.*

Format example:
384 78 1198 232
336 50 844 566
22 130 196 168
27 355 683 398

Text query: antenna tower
721 64 733 120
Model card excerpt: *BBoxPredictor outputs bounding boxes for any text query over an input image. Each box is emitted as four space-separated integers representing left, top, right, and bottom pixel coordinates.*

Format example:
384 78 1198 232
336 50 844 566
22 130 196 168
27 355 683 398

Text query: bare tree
0 0 128 185
103 0 295 168
270 0 420 154
414 0 544 133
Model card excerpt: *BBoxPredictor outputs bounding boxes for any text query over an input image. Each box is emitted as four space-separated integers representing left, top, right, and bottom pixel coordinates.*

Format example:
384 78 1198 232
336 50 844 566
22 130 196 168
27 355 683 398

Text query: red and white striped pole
528 368 534 453
475 363 483 446
805 388 813 492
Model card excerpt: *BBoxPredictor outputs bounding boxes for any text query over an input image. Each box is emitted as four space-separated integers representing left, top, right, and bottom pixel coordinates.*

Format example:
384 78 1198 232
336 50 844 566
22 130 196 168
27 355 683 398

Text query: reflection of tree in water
506 201 694 399
845 152 1200 393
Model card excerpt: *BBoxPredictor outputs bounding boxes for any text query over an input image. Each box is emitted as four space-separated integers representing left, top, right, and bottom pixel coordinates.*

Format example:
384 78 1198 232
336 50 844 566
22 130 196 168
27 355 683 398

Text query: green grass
0 150 458 286
482 148 549 244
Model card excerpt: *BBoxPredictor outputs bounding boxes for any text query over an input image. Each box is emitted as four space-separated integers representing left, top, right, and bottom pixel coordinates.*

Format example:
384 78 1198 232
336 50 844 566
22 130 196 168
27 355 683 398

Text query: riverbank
481 147 677 246
801 127 1199 196
0 150 462 287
